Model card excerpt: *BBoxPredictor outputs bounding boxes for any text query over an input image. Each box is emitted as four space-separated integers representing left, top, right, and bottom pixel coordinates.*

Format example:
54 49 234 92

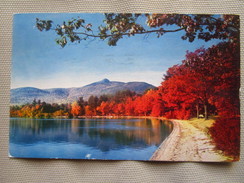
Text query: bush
209 117 240 159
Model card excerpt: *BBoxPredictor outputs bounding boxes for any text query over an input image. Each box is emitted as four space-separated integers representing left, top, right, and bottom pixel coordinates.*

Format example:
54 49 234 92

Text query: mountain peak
98 78 110 83
11 79 156 104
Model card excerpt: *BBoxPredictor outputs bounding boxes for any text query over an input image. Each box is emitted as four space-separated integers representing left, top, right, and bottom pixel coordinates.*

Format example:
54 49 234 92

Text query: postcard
10 13 240 161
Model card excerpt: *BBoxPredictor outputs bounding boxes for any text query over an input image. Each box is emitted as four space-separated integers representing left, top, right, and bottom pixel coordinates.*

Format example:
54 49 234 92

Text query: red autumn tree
97 101 110 116
182 42 240 118
206 42 240 117
160 41 239 120
124 97 135 116
150 90 165 117
85 105 95 116
71 101 82 117
115 103 125 116
161 70 196 120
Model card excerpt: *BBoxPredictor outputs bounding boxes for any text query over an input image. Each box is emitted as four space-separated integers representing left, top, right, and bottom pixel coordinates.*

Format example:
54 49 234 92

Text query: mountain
10 79 155 105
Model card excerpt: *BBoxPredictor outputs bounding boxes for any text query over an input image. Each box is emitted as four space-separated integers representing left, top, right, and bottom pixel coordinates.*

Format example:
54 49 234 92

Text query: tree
88 95 99 109
97 101 110 116
53 110 67 117
115 103 125 116
124 97 135 116
36 14 239 47
162 71 196 119
85 105 95 116
71 101 82 117
98 94 110 105
161 41 240 120
87 95 99 115
77 97 85 115
204 42 240 117
113 90 136 103
32 99 37 106
150 91 165 117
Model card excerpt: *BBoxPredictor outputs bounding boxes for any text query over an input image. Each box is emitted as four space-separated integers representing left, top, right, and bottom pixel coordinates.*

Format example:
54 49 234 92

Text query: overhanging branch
72 27 185 38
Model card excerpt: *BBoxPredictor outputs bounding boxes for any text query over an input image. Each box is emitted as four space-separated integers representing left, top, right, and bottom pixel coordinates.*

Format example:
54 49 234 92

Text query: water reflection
10 118 173 159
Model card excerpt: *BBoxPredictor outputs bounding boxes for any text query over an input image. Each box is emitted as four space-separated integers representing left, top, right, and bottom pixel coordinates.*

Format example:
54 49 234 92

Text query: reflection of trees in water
10 118 173 152
77 118 174 150
10 118 72 144
11 118 72 134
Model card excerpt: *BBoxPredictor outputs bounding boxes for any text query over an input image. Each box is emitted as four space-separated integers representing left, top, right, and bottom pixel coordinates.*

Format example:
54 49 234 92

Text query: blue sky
11 13 221 89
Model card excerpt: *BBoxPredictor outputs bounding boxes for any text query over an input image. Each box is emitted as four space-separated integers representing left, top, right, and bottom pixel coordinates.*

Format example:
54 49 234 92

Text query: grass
186 116 217 134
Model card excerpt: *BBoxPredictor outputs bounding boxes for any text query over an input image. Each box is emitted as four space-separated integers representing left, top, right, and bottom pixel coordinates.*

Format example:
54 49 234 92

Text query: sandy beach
150 119 230 162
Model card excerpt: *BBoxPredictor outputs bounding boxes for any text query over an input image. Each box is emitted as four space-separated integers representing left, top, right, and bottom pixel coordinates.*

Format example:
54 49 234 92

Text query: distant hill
10 79 155 105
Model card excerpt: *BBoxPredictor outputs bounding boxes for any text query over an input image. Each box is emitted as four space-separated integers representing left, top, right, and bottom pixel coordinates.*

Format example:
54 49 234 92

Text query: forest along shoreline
150 118 231 162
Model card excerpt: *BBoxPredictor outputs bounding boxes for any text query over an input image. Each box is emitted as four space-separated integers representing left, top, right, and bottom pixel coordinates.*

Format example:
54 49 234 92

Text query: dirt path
150 120 228 162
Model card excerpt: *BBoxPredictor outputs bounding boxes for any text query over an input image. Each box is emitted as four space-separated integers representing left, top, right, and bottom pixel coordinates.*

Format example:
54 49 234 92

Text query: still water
9 118 173 160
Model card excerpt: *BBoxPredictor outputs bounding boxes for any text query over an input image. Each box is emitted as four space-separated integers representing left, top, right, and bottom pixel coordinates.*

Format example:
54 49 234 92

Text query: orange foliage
71 101 82 117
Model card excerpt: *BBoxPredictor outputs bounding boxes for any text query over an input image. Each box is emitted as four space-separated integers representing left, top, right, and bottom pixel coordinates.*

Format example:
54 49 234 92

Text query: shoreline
11 115 169 120
76 115 169 120
150 119 230 162
150 120 181 161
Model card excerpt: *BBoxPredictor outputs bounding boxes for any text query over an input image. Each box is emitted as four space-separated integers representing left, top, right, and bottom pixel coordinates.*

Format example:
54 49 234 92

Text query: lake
9 118 173 160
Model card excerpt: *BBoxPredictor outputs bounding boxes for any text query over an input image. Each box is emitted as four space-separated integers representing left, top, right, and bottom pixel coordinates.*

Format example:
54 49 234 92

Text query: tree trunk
204 103 208 120
196 103 199 119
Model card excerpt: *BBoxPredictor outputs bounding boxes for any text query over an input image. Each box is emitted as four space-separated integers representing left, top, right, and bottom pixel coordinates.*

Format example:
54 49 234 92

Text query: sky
11 13 221 89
